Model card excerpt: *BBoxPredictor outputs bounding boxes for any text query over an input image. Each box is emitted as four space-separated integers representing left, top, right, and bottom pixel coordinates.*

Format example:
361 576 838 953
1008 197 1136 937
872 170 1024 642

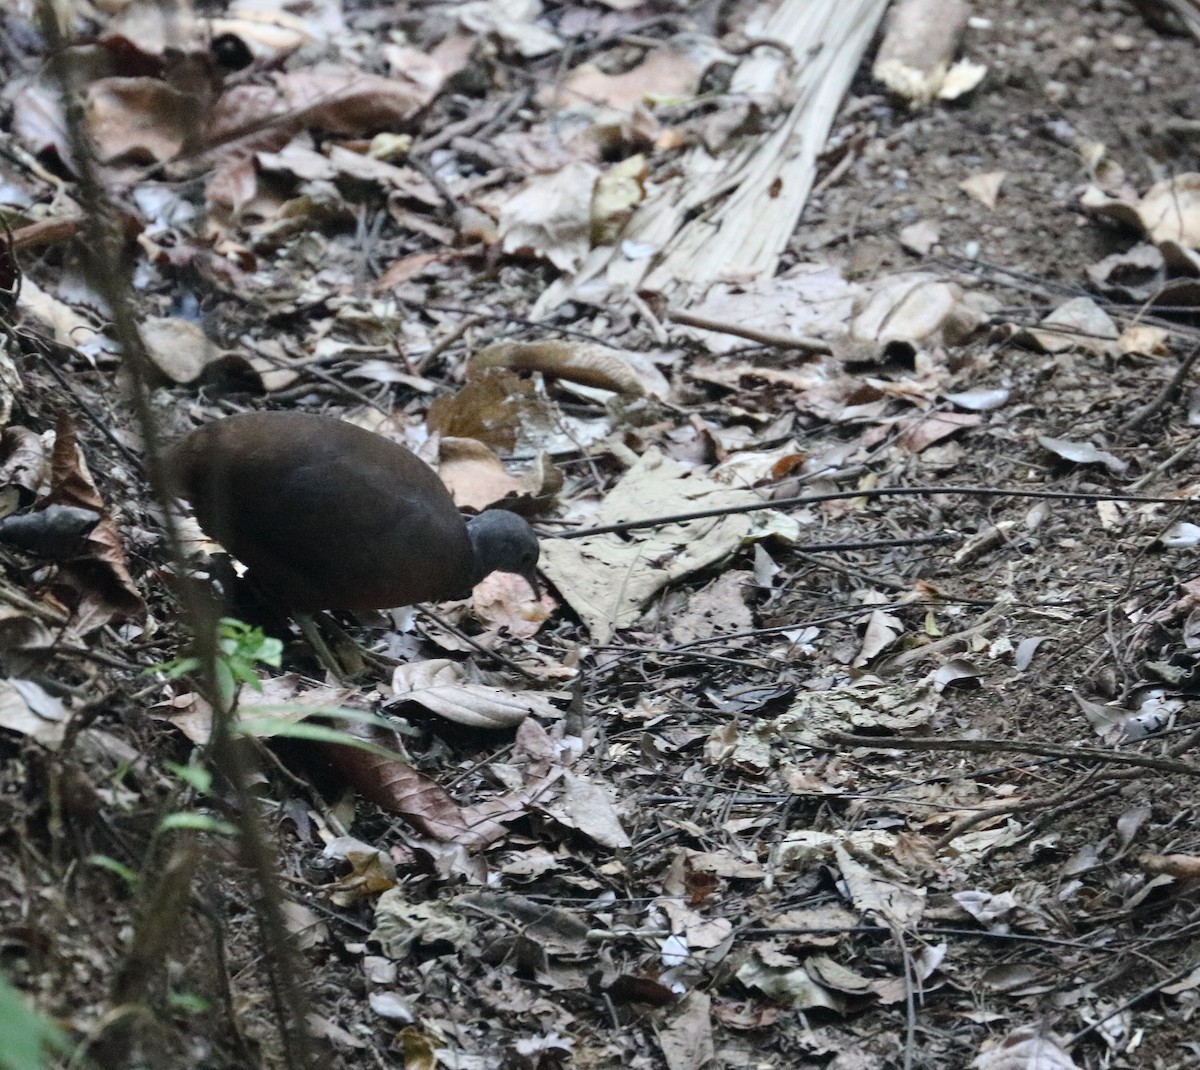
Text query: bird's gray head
466 510 540 597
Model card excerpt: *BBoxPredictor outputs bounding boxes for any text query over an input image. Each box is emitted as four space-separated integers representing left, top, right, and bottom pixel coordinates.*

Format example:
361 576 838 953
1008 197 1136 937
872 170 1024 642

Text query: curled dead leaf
44 416 143 621
471 340 646 396
390 659 557 728
0 427 48 514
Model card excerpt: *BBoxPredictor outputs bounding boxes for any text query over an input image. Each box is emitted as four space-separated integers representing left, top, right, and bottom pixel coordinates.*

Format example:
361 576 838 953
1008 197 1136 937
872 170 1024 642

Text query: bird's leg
293 612 398 682
319 614 399 675
294 612 356 681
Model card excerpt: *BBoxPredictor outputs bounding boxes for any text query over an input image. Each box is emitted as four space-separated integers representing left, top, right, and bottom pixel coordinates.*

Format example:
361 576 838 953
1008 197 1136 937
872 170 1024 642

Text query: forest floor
2 1 1200 1068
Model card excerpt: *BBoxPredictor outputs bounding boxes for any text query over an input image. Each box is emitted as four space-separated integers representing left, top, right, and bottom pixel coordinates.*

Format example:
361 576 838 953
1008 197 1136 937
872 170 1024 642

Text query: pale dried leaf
390 659 556 728
1020 297 1119 355
471 571 555 639
851 273 963 345
657 992 715 1070
0 678 68 748
456 0 562 57
499 162 600 272
592 154 646 245
87 77 196 165
1037 435 1128 475
540 771 631 849
897 411 981 453
971 1029 1079 1070
544 39 717 115
944 387 1010 411
141 316 221 383
899 220 940 254
959 170 1006 210
1135 172 1200 248
538 448 776 642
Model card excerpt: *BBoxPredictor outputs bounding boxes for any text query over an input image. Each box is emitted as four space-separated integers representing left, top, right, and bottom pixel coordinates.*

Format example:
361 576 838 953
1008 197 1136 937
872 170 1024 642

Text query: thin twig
820 731 1200 777
554 484 1198 539
1120 343 1200 433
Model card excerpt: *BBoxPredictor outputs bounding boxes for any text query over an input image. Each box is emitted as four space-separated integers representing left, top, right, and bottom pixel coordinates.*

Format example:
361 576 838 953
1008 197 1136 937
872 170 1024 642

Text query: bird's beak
521 566 541 600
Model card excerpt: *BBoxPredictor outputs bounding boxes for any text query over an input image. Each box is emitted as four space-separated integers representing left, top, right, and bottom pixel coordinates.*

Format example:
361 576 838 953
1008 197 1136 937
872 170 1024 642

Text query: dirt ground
2 1 1200 1069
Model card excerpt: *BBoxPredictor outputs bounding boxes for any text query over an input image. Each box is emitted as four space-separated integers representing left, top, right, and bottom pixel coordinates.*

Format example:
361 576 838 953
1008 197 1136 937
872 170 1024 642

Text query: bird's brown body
168 412 536 612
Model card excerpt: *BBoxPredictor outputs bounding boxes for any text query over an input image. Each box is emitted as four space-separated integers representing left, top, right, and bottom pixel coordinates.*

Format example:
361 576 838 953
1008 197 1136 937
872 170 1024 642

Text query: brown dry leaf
203 65 430 161
327 721 506 847
544 38 718 115
259 142 440 202
373 249 464 291
44 415 143 620
86 77 201 165
321 836 397 905
958 170 1006 210
263 67 430 135
426 370 541 452
106 4 317 59
436 437 527 509
896 410 981 453
0 427 48 514
389 659 557 728
470 340 648 397
498 162 600 272
710 442 807 488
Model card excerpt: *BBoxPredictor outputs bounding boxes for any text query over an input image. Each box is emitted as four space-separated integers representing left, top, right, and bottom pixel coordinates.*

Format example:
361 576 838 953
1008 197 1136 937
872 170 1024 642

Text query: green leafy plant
155 618 283 707
0 975 64 1070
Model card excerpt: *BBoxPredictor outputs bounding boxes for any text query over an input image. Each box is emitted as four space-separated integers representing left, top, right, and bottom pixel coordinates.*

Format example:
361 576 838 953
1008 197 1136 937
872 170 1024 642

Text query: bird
166 412 540 616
